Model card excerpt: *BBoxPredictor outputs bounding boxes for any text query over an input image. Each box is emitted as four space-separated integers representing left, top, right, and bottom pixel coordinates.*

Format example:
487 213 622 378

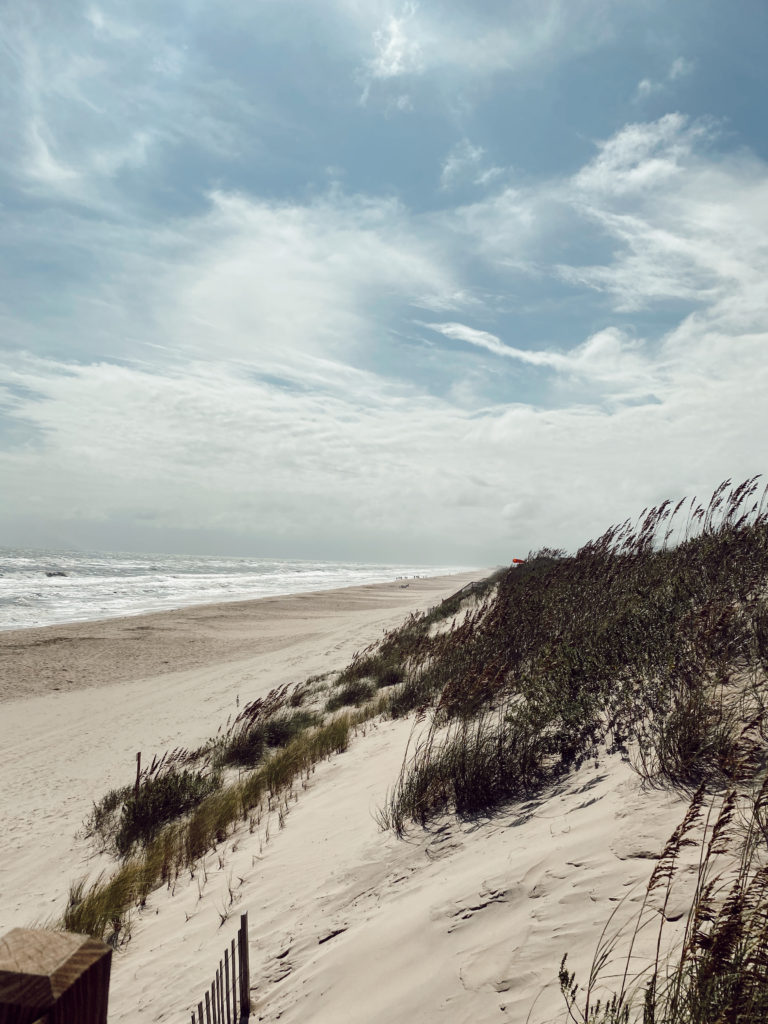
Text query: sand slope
0 571 693 1023
103 717 689 1024
0 573 481 933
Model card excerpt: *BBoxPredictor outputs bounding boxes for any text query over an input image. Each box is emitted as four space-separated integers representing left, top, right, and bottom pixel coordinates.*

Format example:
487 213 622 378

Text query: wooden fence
191 912 251 1024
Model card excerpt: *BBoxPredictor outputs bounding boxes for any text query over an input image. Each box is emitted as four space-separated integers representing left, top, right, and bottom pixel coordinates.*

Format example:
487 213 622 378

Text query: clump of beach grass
214 709 320 769
558 775 768 1023
325 679 376 711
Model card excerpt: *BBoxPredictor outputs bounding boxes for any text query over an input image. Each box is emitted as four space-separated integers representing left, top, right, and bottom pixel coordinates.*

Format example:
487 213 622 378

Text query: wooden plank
242 912 250 1016
218 965 224 1024
237 921 245 1018
204 990 211 1024
238 913 250 1020
211 981 217 1024
231 939 237 1018
198 1000 204 1024
224 950 231 1024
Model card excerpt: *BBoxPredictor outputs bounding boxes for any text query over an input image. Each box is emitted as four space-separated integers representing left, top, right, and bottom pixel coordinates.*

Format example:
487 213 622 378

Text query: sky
1 0 767 564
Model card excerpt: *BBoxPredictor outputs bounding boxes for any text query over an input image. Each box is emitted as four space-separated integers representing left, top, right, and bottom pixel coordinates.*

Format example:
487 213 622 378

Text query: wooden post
224 948 231 1024
230 939 237 1018
135 751 142 797
238 913 250 1020
205 989 211 1024
218 960 225 1023
0 928 111 1024
198 999 204 1024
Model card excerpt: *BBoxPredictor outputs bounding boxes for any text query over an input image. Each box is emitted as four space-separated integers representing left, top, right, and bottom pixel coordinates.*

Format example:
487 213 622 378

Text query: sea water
0 548 469 631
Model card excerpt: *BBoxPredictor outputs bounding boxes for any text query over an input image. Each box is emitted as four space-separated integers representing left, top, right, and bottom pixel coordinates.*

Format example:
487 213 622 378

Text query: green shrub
388 673 439 718
325 679 375 711
376 664 404 687
83 785 132 851
264 710 319 747
115 768 221 856
215 725 266 768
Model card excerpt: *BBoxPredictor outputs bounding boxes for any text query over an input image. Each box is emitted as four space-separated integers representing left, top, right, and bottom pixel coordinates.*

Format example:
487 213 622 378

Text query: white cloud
572 113 710 197
387 93 414 113
425 322 654 396
633 54 694 102
25 118 80 188
161 190 461 370
3 4 257 207
355 0 623 105
635 78 659 100
555 115 768 320
669 56 694 80
368 3 422 80
85 6 140 41
439 139 504 191
3 322 765 560
440 139 484 189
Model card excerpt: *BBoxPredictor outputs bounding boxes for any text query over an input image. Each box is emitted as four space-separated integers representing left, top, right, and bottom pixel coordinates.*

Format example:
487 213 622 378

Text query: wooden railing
191 913 251 1024
0 927 112 1024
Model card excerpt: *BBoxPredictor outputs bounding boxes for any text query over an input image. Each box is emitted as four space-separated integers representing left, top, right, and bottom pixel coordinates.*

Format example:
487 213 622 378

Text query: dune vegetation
68 477 768 1021
368 476 768 1023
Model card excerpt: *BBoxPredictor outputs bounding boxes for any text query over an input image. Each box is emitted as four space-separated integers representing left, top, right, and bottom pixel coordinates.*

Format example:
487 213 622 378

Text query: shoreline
0 559 474 635
0 570 486 704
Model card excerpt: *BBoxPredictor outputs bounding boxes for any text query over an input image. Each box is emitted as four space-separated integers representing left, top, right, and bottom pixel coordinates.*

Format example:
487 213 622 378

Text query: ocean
0 548 469 631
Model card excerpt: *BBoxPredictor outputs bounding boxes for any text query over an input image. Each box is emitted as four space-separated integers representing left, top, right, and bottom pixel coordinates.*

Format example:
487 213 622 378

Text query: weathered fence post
224 948 231 1024
0 928 112 1024
238 913 250 1021
230 939 237 1016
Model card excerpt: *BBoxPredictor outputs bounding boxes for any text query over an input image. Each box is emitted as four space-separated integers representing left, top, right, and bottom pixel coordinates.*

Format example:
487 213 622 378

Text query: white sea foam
0 548 468 631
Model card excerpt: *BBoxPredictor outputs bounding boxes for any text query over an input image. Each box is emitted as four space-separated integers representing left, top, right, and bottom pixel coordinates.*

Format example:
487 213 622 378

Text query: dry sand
0 573 481 929
0 570 692 1023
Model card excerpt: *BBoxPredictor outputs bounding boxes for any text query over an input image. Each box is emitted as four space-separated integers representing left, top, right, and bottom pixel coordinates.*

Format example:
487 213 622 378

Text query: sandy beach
0 570 692 1023
0 573 481 929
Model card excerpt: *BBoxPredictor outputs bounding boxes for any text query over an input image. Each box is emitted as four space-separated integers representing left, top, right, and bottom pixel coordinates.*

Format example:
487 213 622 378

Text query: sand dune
0 571 691 1023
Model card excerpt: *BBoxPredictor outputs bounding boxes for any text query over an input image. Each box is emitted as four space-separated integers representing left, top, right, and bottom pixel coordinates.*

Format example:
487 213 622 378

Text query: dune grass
65 694 388 944
213 709 320 769
560 777 768 1023
65 564 492 945
327 476 768 1021
325 678 376 711
377 479 768 834
67 476 768 1004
